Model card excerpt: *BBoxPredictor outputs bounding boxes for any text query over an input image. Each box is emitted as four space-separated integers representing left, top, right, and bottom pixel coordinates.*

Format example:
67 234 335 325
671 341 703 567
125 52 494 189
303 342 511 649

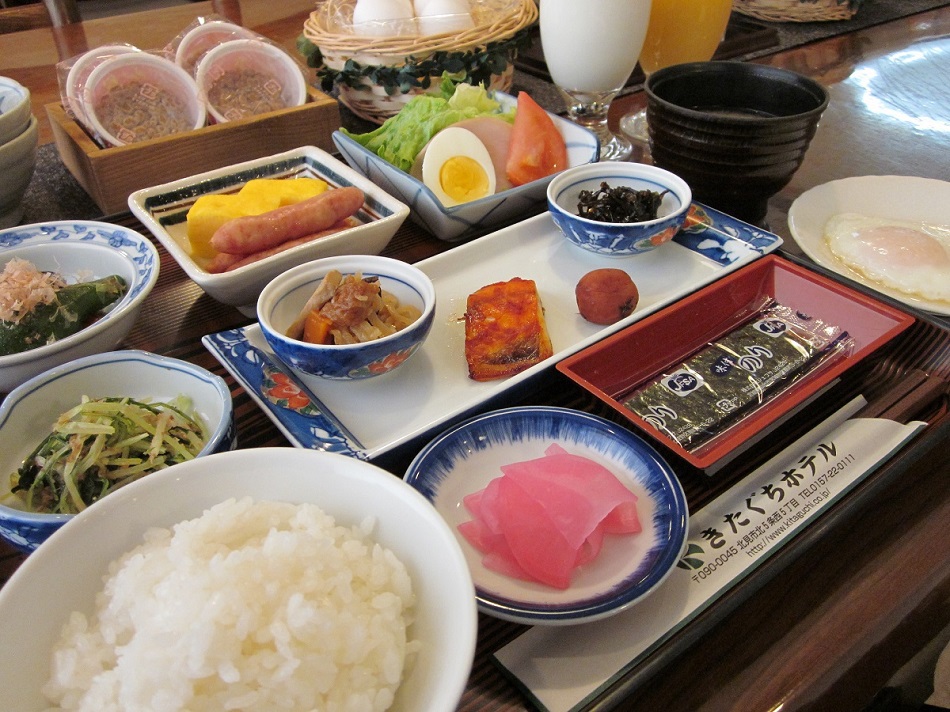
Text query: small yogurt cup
195 38 306 123
64 44 140 126
174 20 258 76
0 77 32 146
82 52 206 147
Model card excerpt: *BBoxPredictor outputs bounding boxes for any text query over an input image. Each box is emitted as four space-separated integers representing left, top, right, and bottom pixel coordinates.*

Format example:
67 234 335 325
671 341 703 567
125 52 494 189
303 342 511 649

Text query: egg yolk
439 156 491 203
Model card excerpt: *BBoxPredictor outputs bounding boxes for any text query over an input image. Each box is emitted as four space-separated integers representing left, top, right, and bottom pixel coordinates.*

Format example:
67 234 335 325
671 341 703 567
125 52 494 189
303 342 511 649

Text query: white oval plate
787 175 950 316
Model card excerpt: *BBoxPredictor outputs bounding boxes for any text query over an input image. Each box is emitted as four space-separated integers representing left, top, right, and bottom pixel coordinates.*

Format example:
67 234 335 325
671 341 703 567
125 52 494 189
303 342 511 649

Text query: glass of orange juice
620 0 734 143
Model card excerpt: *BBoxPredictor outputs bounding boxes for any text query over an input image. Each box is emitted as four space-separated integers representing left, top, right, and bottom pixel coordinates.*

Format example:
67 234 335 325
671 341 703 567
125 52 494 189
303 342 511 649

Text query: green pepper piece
0 275 128 357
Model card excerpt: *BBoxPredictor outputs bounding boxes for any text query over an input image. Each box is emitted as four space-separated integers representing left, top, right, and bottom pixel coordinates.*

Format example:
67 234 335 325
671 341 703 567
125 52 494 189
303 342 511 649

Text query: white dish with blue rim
332 92 599 242
403 406 688 625
0 349 236 553
203 203 782 460
0 220 159 393
129 146 410 315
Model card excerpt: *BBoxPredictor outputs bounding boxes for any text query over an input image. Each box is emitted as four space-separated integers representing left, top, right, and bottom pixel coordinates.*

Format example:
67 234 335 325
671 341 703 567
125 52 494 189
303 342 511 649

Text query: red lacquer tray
556 255 916 471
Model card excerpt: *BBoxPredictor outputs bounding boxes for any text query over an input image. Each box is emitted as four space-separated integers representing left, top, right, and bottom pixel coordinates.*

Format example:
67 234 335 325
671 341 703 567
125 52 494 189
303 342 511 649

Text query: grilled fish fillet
464 278 553 381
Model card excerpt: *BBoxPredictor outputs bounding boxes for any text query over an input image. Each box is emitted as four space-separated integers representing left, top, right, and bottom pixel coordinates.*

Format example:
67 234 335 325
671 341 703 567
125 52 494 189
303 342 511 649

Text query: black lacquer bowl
645 61 829 226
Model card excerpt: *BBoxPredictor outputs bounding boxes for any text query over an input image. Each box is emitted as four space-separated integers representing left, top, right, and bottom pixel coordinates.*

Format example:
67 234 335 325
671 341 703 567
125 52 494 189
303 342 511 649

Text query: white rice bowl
0 448 476 712
46 498 417 711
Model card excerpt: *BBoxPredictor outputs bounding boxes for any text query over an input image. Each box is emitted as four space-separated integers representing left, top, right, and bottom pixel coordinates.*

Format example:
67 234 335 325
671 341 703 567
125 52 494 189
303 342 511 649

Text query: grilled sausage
209 186 365 256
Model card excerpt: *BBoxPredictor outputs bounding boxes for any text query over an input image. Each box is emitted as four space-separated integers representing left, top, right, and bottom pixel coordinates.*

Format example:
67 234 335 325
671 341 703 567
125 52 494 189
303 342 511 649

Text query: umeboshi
575 268 639 325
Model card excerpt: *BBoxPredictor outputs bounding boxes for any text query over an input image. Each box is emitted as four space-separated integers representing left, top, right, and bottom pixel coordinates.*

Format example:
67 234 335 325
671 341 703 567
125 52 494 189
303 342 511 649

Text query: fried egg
824 212 950 304
420 126 497 207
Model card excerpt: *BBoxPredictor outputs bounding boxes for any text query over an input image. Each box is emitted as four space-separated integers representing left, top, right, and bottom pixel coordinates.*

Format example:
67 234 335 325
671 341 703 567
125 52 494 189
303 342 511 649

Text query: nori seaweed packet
622 301 854 455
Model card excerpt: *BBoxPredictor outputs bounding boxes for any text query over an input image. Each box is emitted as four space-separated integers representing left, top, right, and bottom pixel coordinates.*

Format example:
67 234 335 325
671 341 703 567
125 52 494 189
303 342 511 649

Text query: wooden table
2 4 949 711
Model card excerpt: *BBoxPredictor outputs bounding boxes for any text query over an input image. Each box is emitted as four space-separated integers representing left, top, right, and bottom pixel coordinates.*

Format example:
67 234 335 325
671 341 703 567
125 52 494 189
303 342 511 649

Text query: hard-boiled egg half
420 126 497 207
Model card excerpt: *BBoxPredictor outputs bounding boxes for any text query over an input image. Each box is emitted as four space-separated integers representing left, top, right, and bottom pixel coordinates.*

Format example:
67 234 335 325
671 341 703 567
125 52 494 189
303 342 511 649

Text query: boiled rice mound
43 497 419 712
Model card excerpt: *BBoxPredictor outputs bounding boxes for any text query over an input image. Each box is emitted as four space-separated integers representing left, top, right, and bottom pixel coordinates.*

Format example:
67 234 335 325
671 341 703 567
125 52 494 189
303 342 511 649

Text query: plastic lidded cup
175 20 258 76
65 44 140 127
195 38 307 124
82 52 206 147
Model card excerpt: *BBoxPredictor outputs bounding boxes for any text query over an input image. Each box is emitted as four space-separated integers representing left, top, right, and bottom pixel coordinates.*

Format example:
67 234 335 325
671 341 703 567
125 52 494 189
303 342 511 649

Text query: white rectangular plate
203 204 782 460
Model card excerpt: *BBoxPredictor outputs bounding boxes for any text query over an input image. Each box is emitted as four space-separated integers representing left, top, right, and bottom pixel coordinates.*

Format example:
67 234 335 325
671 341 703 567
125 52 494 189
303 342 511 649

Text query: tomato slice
505 92 569 187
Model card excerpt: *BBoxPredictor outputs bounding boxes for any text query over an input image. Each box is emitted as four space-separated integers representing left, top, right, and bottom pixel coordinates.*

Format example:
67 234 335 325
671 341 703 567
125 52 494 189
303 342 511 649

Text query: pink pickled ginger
459 444 640 589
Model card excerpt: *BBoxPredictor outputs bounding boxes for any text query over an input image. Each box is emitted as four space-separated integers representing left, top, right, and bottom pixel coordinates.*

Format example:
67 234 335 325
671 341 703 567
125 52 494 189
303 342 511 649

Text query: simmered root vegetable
287 270 421 345
5 396 208 515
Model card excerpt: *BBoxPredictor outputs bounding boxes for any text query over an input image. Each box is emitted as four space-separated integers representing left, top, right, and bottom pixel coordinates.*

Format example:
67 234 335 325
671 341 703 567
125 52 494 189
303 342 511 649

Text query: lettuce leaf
340 77 515 172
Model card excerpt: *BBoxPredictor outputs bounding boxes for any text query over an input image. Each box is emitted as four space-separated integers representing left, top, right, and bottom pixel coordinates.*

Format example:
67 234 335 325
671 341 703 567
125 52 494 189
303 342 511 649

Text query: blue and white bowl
257 254 436 380
404 406 688 625
0 350 235 553
332 92 599 242
547 162 692 256
0 221 159 392
0 76 32 145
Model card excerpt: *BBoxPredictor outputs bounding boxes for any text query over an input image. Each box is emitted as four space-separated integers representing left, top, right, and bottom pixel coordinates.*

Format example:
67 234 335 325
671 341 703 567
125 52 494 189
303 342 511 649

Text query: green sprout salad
7 396 208 515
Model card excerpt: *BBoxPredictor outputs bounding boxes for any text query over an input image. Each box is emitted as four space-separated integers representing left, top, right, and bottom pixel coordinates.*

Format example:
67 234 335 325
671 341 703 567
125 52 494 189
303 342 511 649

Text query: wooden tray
45 87 340 215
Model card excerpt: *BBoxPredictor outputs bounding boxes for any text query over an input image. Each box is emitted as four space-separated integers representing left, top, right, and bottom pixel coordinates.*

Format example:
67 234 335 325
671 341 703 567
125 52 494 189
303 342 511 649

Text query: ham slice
459 444 641 589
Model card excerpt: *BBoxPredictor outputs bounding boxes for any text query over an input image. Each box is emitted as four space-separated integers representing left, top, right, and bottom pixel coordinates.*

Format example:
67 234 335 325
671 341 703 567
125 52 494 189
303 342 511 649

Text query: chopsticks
855 368 950 423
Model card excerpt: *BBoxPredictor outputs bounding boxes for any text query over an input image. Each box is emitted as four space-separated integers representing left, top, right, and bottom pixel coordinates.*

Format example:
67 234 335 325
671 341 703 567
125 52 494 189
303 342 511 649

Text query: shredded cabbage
341 75 515 171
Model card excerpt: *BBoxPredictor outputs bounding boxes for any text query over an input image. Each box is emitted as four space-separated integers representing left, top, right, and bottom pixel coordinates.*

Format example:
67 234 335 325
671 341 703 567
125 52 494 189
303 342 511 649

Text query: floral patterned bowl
0 220 159 393
547 162 692 256
257 255 435 380
0 350 235 553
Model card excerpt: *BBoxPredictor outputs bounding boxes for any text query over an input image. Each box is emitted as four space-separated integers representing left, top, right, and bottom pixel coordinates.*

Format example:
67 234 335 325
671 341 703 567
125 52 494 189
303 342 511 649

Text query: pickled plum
575 269 639 324
458 444 640 589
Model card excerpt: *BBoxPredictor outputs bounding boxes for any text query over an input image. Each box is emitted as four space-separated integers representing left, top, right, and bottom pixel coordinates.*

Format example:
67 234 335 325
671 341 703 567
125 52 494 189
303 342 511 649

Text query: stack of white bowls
0 77 38 229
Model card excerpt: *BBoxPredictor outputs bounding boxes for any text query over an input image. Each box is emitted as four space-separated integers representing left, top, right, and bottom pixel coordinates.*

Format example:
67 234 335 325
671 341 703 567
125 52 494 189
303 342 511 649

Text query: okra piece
0 275 127 356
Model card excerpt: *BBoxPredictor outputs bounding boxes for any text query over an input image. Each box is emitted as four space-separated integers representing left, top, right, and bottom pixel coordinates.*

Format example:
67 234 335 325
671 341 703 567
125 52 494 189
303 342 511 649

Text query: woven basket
732 0 860 22
302 0 538 124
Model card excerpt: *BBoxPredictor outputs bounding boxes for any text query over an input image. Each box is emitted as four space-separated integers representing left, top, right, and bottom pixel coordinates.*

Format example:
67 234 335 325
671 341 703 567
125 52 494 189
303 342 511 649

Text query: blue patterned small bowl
404 406 688 625
258 255 436 380
547 162 692 256
0 220 159 393
0 350 236 553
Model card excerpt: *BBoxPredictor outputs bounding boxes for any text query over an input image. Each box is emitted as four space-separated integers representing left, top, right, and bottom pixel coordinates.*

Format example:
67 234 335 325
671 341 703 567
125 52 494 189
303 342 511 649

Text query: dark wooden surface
2 4 950 711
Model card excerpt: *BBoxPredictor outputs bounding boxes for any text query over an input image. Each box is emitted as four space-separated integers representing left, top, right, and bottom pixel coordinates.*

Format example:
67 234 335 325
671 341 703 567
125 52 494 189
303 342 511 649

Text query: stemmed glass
619 0 734 144
539 0 653 161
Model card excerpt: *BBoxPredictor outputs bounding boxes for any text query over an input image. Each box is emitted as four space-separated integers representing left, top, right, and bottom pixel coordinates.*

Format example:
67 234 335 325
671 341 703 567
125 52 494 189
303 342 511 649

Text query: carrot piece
302 310 334 344
505 92 568 187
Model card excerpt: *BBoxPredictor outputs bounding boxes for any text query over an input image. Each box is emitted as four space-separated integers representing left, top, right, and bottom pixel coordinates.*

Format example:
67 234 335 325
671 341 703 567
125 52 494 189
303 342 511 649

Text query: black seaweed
576 182 667 223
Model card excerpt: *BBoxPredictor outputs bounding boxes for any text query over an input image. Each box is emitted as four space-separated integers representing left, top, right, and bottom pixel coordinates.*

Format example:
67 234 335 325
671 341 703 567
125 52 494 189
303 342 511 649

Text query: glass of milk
539 0 652 161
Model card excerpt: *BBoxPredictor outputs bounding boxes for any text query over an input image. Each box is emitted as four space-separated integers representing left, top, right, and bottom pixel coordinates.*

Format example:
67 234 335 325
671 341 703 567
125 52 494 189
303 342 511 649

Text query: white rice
43 497 419 712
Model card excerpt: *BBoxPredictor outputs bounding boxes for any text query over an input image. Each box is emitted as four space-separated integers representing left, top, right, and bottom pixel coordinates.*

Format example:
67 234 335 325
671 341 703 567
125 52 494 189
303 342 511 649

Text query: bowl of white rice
0 447 477 712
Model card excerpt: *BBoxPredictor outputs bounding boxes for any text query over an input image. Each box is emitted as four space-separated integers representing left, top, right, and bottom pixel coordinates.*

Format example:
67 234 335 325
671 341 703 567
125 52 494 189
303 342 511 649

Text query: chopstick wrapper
493 397 927 712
